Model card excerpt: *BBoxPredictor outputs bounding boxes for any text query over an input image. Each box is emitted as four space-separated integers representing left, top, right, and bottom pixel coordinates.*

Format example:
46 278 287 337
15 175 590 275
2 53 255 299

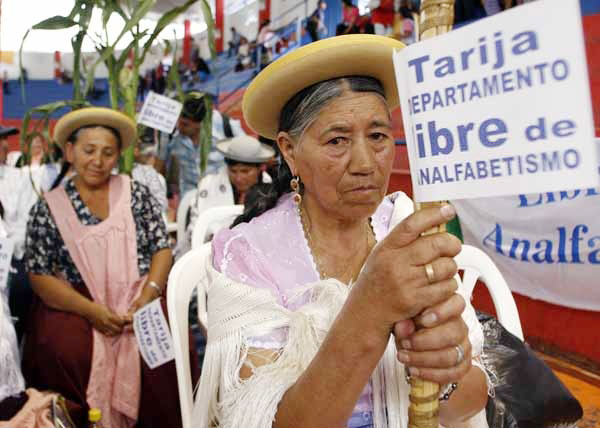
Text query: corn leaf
199 96 213 174
140 0 198 61
84 0 156 96
18 29 31 102
199 0 216 59
116 29 149 72
71 31 86 103
32 16 78 30
19 100 89 151
166 35 183 99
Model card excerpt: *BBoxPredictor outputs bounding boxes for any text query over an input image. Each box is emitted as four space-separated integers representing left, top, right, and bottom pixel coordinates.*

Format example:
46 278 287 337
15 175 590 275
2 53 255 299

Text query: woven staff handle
407 1 456 424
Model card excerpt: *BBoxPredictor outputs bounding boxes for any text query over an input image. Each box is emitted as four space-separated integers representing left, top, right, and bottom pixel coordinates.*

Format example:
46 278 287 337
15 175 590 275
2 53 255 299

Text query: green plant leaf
102 5 113 28
199 96 213 174
71 30 86 102
166 34 180 95
140 0 198 62
199 0 216 59
32 16 78 30
84 0 156 97
18 29 31 102
19 100 89 153
116 30 148 72
77 1 94 28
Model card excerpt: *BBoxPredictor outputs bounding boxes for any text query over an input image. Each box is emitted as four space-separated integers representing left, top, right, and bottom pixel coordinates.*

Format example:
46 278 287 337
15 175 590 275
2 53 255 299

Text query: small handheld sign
133 298 175 369
137 91 183 134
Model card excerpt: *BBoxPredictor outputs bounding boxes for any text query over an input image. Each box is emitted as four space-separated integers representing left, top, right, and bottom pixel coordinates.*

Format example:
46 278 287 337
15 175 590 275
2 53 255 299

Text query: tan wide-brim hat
216 135 275 163
53 107 136 149
243 34 406 140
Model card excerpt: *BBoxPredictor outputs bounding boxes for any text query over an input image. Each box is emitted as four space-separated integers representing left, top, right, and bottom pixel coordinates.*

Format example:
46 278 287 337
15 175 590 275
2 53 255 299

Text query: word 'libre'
409 30 538 83
415 117 575 158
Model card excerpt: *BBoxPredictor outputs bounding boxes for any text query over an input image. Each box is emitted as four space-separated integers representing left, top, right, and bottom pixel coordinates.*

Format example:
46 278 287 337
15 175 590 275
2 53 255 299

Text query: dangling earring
290 176 302 205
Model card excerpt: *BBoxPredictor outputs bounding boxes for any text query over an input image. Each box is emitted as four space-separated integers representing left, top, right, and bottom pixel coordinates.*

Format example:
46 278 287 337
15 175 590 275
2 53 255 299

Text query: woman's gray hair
278 76 387 140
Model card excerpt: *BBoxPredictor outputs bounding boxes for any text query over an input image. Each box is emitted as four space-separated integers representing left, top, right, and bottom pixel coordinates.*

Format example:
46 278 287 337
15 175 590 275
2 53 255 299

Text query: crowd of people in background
333 0 418 41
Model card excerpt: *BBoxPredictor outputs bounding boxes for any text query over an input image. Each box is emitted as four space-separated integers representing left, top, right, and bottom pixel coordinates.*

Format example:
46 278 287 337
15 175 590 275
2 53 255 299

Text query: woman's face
227 163 261 194
66 127 120 188
280 90 395 221
30 136 44 158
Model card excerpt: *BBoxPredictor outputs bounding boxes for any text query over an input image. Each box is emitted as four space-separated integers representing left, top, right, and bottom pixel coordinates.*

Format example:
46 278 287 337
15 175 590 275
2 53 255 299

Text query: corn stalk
408 2 456 428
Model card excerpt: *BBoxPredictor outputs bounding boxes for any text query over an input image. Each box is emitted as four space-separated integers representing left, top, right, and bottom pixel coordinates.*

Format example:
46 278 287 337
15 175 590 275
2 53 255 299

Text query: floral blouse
25 179 169 286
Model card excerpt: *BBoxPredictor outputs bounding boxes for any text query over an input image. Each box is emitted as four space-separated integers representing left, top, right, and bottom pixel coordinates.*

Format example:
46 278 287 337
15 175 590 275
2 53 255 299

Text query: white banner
452 141 600 311
393 0 598 202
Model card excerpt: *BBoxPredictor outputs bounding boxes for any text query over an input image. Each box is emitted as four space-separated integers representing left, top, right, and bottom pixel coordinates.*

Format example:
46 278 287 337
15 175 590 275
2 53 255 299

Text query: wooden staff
408 1 455 427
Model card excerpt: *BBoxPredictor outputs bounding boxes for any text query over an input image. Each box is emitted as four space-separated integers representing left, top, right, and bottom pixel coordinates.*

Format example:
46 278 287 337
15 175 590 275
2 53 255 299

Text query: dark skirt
22 283 200 428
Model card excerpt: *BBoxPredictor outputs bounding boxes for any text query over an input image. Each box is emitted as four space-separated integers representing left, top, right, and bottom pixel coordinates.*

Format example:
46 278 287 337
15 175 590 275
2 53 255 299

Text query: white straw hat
216 135 275 163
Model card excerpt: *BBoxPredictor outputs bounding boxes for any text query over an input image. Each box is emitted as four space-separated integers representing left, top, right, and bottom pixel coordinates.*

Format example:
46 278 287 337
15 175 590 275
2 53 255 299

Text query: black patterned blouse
25 178 169 287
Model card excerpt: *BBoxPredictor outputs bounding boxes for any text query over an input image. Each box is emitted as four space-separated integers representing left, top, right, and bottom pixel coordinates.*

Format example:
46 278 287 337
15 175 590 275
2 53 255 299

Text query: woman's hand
352 204 462 335
86 302 128 336
394 293 472 385
125 285 161 321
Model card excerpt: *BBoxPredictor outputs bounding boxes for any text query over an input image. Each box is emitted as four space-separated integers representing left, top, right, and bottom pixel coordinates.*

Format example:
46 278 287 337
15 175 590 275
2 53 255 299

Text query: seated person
181 135 274 253
192 36 489 427
0 206 27 421
23 107 198 428
132 129 168 214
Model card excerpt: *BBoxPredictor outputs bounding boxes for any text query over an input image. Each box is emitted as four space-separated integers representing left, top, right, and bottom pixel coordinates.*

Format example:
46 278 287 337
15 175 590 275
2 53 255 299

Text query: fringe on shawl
191 263 412 428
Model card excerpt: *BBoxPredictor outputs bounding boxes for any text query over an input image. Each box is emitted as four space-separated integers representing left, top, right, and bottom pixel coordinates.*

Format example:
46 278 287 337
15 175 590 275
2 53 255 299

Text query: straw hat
243 34 406 140
53 107 136 149
216 135 275 163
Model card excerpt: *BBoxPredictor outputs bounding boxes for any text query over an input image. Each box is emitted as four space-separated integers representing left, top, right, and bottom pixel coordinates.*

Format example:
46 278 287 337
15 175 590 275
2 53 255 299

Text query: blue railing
186 0 309 109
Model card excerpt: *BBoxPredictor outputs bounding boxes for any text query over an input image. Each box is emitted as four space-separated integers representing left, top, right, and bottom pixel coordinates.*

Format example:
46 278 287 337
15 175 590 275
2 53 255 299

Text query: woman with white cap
184 135 274 249
192 34 489 428
22 107 198 428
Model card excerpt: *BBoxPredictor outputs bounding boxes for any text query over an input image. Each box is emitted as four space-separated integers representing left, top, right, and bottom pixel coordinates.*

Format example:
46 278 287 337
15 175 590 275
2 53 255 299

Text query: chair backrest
167 243 212 428
191 204 243 250
177 189 197 241
455 244 524 341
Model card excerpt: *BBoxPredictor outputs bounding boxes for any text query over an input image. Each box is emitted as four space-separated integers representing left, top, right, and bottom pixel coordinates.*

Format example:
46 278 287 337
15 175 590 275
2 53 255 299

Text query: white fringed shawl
192 264 411 428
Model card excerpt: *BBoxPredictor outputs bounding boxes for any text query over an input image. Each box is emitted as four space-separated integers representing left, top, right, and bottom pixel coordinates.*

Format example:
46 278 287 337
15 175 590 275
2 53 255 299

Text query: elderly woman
22 107 197 428
193 35 489 428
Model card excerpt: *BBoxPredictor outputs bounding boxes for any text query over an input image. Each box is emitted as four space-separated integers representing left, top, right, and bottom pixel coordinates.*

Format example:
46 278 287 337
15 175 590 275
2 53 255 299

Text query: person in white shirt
1 128 58 341
177 135 275 256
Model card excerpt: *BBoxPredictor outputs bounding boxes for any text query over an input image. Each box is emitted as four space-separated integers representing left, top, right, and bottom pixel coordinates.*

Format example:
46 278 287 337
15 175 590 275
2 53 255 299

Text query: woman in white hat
184 135 274 250
22 107 197 428
193 35 488 428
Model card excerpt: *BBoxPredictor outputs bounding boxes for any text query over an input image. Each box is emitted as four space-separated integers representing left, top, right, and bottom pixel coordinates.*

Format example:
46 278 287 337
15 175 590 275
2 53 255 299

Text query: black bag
477 312 583 428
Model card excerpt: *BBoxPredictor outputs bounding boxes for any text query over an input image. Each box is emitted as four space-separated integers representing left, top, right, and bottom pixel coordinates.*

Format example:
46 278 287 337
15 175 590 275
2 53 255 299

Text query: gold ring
424 263 435 284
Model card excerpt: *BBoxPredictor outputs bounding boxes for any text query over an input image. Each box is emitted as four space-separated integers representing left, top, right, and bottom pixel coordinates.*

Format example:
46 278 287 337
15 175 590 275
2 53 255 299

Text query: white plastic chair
455 244 524 341
191 204 243 249
176 189 197 242
167 243 212 428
